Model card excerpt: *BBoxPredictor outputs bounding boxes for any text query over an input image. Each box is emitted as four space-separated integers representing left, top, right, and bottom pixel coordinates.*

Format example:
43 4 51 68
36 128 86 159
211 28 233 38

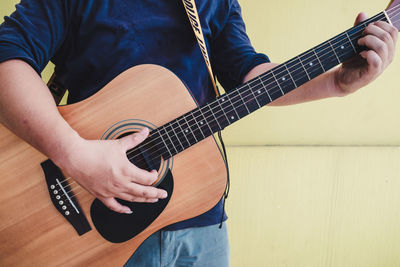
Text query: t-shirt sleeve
211 0 270 91
0 0 70 74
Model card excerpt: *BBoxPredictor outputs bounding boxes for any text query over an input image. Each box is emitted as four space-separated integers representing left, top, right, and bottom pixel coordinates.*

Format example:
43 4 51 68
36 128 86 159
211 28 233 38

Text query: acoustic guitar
0 2 399 266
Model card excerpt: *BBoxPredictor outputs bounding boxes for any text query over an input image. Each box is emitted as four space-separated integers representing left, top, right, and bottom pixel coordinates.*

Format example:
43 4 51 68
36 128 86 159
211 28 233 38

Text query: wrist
50 127 85 170
331 68 350 97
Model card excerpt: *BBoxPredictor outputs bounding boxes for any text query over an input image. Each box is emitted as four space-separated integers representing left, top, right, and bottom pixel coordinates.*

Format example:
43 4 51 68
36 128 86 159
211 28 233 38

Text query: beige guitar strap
182 1 229 227
181 0 220 97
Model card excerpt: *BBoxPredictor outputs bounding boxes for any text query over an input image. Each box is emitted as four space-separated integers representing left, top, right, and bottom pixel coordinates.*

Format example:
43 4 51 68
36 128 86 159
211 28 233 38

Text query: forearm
243 62 344 106
0 59 81 166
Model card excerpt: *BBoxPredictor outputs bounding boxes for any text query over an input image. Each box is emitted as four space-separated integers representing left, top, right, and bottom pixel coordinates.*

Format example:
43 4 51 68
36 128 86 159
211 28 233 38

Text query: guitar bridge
41 159 91 236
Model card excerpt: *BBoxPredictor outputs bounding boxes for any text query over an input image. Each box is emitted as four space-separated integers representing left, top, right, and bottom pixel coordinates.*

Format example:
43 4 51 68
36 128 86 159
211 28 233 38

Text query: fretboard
139 12 388 160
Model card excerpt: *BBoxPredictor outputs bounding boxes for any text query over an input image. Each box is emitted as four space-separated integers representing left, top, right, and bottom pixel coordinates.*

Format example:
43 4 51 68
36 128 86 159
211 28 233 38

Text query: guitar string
122 14 383 159
54 11 389 196
57 8 400 198
123 13 389 160
128 9 400 161
56 10 397 196
61 14 400 201
389 7 400 22
55 5 400 190
127 4 400 161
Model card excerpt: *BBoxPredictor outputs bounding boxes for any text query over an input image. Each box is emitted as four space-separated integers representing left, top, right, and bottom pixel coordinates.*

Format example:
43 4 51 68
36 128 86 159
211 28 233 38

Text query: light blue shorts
124 222 230 267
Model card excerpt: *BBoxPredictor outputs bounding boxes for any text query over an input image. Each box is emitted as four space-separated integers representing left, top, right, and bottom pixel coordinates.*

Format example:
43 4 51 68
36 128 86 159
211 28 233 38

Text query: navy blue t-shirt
0 0 269 230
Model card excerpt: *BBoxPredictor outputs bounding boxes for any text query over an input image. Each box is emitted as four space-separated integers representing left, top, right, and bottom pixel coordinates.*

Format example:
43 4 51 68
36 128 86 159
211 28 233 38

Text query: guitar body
0 64 227 266
1 2 399 264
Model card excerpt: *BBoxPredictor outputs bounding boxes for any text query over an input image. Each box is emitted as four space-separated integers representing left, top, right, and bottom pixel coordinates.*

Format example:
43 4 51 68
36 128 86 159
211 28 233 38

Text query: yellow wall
227 1 400 146
1 1 399 266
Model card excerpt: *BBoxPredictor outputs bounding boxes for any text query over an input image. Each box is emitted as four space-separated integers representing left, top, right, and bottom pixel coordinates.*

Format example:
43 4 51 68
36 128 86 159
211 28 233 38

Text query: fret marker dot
185 129 189 133
231 116 235 120
340 45 345 49
200 121 204 125
309 62 313 66
257 90 261 94
221 98 225 102
282 77 286 81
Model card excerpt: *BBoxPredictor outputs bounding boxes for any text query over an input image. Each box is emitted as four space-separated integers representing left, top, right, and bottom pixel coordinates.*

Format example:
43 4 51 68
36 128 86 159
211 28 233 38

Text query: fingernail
161 191 168 198
125 209 133 214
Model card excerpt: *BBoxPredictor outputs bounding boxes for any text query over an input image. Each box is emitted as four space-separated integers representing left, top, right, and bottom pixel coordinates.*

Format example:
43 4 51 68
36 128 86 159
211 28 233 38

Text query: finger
372 21 398 46
126 166 158 185
363 24 394 63
100 197 132 214
360 50 382 73
354 12 368 26
118 127 149 151
125 183 168 199
358 35 388 67
118 192 159 203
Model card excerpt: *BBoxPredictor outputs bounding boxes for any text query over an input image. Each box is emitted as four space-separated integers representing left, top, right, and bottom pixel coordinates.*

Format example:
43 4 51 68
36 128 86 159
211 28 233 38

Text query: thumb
118 127 149 150
354 12 368 26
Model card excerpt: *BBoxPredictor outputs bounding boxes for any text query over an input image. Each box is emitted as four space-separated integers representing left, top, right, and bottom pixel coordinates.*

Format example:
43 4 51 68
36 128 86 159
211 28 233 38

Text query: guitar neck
139 12 388 160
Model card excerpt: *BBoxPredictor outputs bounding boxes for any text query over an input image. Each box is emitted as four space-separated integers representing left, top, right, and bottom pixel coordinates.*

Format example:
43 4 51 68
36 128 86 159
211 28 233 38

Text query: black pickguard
90 170 173 243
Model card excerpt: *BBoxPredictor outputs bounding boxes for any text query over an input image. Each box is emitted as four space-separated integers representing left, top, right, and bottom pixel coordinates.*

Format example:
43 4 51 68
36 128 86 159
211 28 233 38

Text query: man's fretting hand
59 127 167 214
334 12 398 95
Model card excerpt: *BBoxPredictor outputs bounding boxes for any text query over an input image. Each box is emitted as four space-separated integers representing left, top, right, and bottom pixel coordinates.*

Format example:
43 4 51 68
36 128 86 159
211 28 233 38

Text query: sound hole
118 131 162 174
90 130 173 243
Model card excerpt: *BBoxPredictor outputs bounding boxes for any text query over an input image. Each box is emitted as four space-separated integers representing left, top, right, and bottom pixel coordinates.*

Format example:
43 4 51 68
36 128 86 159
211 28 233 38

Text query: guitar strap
181 0 221 97
181 0 230 228
47 73 66 105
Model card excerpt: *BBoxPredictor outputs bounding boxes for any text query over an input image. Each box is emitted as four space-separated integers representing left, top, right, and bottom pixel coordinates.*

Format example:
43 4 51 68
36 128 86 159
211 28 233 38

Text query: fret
284 64 298 88
188 110 207 139
239 85 258 113
261 74 283 100
270 70 285 95
145 130 170 160
203 103 222 131
199 108 214 136
215 96 231 128
160 125 179 155
287 57 309 87
328 40 341 63
156 127 173 158
164 123 184 153
345 31 357 53
347 22 364 38
297 56 311 81
251 82 270 106
332 33 356 63
182 113 198 143
314 42 338 72
312 49 325 72
273 65 296 94
229 90 246 118
237 88 251 114
222 93 242 125
301 47 325 79
258 76 272 102
248 84 262 109
174 117 191 148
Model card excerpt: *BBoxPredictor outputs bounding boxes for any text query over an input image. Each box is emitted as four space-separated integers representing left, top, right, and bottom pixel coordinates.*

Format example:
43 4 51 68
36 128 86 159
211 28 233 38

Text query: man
0 0 397 266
